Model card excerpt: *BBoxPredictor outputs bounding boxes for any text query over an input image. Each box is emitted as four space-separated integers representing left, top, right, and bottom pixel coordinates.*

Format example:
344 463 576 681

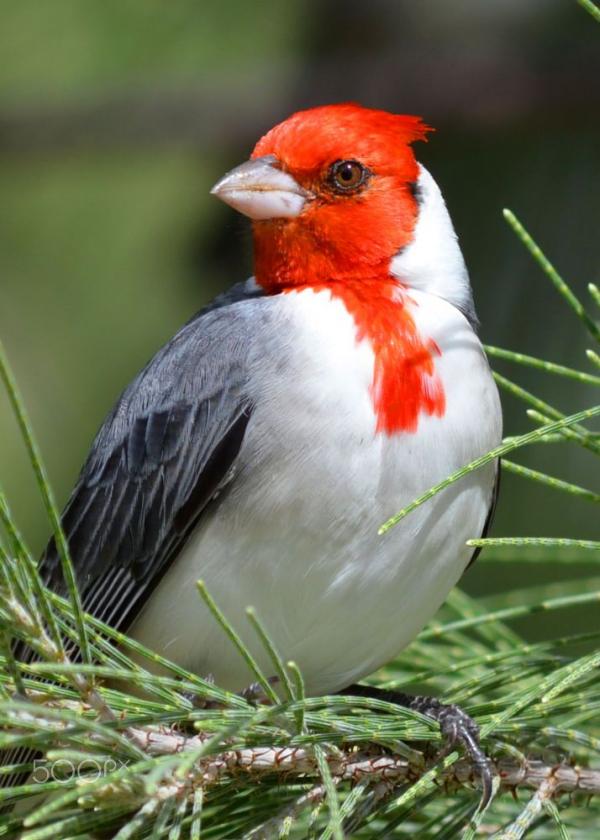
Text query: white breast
130 287 502 695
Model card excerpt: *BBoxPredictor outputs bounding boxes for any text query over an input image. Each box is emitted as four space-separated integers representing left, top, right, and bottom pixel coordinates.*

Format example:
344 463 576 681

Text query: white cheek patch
391 165 475 323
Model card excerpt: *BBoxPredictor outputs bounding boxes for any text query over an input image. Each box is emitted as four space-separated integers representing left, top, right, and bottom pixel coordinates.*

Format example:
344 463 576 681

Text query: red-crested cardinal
36 104 502 796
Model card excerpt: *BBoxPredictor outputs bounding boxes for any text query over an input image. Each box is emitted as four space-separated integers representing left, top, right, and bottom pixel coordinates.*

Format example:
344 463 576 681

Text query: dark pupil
331 159 366 191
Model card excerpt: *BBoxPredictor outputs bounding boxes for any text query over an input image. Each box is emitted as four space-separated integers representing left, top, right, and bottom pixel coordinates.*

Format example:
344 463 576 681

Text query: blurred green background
1 1 599 639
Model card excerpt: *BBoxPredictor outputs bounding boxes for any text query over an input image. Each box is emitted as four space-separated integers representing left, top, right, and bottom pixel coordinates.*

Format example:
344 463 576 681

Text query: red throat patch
297 279 446 435
248 105 443 433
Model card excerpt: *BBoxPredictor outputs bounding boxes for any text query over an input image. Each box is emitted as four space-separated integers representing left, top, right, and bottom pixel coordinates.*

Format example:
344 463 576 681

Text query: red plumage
250 103 442 433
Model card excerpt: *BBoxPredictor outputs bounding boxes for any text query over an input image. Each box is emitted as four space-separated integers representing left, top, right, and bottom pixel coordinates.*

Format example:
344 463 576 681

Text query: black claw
178 672 220 708
434 702 494 810
239 676 279 705
240 681 265 703
341 685 496 810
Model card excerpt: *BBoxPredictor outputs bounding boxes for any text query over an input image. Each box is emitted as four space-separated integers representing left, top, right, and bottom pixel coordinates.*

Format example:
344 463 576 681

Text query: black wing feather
39 282 260 633
3 284 262 794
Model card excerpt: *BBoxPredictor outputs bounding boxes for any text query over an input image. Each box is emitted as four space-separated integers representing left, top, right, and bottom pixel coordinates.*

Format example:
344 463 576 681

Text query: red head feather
251 103 432 291
251 104 443 435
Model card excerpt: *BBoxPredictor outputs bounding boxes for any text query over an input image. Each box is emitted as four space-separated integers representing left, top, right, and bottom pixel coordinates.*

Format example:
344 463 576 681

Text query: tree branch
127 726 600 798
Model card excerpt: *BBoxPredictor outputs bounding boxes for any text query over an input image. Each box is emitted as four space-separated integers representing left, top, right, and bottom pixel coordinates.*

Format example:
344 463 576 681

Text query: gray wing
2 284 264 796
41 282 261 633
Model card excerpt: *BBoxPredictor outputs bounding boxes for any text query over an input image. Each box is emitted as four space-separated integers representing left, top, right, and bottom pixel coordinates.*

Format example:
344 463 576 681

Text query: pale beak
210 154 312 220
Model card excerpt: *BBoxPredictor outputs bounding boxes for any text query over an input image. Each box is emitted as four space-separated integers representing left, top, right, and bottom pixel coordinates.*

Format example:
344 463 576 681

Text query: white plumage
131 165 502 695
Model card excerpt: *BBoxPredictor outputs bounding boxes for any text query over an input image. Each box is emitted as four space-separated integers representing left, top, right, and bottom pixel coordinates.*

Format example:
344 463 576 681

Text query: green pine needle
245 606 296 704
0 339 90 664
502 209 600 344
578 0 600 24
485 344 600 386
379 403 600 534
2 135 600 840
501 458 600 503
196 580 280 705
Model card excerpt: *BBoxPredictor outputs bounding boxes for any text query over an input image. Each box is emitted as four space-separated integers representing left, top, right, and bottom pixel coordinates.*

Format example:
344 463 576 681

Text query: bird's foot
180 674 220 708
407 695 493 806
342 684 495 809
183 675 279 709
240 676 279 705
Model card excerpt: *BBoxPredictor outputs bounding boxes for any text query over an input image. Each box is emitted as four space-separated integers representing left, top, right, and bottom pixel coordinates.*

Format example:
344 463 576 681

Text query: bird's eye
329 160 370 192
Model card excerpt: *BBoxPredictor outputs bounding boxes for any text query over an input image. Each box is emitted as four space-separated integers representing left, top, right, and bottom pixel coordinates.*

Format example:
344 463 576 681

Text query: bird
24 103 503 795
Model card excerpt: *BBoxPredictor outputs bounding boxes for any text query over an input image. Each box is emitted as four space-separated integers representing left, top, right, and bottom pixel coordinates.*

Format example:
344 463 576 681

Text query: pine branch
105 732 600 798
2 16 600 829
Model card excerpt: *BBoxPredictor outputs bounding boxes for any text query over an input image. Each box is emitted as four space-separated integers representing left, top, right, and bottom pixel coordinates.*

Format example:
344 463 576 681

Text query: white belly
130 288 502 695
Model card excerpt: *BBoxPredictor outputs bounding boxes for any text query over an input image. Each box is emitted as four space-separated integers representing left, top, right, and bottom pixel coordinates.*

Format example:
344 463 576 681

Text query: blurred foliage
0 1 600 835
0 1 302 101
